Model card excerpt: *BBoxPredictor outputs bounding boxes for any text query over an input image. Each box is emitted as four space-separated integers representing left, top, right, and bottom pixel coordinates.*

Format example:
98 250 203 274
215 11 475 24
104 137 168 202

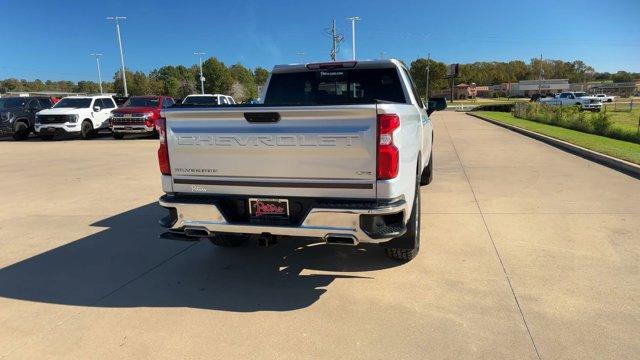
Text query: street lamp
346 16 361 60
106 16 128 96
296 51 305 64
194 52 205 94
90 53 104 94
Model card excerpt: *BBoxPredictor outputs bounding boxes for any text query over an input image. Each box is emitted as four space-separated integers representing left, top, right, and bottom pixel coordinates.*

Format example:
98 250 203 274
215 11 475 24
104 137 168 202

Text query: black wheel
420 152 433 186
208 233 248 247
39 134 54 141
12 121 30 141
607 99 612 103
81 120 94 140
112 132 125 140
385 177 421 261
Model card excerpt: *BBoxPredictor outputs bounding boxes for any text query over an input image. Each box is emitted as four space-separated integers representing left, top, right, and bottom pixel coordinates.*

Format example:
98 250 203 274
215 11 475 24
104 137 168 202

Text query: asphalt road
0 112 638 359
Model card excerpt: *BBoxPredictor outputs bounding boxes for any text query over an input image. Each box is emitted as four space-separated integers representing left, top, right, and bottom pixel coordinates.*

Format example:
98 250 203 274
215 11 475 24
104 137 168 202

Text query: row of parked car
0 93 236 141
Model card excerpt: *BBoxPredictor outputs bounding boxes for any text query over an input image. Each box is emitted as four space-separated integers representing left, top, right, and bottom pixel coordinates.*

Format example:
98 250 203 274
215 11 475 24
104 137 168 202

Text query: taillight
376 114 400 180
157 117 171 175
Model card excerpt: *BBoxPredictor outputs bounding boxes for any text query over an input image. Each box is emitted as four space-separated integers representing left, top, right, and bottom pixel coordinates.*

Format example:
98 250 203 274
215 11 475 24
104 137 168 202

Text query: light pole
194 52 205 94
106 16 128 96
296 51 305 64
90 53 104 94
346 16 360 60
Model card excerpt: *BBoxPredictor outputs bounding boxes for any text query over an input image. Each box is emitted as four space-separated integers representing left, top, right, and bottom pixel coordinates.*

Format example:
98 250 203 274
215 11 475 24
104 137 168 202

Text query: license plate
249 198 289 217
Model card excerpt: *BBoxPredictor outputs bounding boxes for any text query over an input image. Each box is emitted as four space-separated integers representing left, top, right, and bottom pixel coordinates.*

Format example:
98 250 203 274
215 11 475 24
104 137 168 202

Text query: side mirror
93 106 101 112
426 97 447 115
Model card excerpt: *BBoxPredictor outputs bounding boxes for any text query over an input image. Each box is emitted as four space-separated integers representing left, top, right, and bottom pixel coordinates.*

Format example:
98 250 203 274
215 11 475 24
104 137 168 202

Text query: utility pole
346 16 360 60
107 16 128 96
425 53 430 105
296 51 305 64
331 19 337 61
90 53 104 94
379 51 386 59
538 53 543 95
194 51 205 94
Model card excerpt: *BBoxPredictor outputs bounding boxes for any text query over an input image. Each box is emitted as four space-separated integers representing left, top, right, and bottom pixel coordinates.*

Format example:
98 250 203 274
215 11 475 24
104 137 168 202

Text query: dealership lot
0 112 638 359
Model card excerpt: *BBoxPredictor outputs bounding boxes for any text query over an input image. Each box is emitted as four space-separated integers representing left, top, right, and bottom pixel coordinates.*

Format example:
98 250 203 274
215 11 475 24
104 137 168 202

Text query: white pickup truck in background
594 93 615 103
538 91 603 111
157 59 446 261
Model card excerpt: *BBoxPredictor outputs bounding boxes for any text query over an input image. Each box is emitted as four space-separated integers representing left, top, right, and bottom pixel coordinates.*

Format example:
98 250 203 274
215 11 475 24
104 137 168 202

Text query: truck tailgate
164 105 378 198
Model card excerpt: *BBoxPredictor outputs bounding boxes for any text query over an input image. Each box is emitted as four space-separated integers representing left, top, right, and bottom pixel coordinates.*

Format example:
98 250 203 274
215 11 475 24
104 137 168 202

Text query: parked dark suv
0 97 55 140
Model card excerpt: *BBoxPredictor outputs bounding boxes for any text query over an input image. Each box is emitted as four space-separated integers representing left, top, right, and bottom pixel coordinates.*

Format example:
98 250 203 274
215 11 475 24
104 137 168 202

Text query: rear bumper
158 194 408 244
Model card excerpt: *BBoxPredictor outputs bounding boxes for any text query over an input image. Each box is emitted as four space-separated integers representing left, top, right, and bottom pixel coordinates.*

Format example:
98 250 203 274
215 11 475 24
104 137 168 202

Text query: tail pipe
184 226 211 238
324 234 359 246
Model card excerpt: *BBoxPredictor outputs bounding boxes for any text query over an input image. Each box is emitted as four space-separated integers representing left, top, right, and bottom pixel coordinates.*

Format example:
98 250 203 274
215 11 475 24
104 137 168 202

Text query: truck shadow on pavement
0 203 400 312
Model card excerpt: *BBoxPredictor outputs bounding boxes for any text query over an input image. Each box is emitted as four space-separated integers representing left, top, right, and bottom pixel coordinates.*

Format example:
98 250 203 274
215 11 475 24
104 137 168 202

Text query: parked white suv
181 94 236 105
35 95 117 140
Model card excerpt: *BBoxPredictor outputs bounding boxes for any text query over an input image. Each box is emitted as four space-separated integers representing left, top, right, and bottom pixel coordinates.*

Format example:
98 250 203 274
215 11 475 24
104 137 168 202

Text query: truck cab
109 96 175 139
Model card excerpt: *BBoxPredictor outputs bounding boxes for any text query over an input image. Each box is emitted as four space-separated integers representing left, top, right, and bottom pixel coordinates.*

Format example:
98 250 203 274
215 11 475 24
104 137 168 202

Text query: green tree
229 63 257 101
409 58 448 99
253 67 270 86
201 57 233 95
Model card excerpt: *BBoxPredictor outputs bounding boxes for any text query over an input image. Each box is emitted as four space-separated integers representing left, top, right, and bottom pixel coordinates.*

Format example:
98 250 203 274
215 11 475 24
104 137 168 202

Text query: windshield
54 98 92 108
182 96 219 105
574 92 588 97
264 68 407 105
124 97 160 107
0 98 28 109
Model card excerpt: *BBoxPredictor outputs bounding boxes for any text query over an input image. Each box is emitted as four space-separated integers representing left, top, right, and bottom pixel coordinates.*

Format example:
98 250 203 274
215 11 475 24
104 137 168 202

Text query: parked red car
109 96 175 139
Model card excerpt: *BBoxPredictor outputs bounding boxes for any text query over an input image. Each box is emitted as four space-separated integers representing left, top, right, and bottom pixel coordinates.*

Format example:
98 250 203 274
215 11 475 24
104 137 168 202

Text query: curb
467 112 640 179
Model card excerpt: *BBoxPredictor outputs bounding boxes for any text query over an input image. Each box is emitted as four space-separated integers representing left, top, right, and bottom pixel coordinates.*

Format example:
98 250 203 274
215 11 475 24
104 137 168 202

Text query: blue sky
1 0 638 82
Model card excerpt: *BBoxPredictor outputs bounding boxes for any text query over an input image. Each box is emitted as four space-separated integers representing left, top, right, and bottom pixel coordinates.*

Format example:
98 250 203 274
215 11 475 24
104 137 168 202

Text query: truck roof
272 59 404 74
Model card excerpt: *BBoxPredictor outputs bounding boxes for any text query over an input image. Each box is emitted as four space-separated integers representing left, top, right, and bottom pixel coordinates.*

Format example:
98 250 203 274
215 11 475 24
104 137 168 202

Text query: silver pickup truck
157 59 444 261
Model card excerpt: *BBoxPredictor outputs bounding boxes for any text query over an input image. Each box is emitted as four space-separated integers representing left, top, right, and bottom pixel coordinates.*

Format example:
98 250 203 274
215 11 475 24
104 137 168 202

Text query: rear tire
385 177 421 261
112 132 125 140
420 152 433 186
12 121 30 141
209 233 248 247
81 120 94 140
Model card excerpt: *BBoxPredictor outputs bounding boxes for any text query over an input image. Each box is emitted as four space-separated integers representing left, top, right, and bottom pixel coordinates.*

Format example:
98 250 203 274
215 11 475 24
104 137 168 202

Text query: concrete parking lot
0 112 638 359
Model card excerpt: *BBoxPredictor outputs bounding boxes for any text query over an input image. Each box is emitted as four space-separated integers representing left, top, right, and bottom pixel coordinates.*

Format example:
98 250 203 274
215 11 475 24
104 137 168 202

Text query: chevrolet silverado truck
158 60 445 261
0 96 55 140
110 95 175 139
538 91 602 111
35 95 117 140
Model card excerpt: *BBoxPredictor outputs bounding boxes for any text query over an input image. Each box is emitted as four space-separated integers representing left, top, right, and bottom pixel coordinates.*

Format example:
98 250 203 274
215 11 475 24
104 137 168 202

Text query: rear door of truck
165 105 378 198
163 62 408 199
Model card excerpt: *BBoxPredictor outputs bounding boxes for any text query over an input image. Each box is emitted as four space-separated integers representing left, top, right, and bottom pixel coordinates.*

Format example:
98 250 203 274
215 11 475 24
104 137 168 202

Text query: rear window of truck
264 68 407 105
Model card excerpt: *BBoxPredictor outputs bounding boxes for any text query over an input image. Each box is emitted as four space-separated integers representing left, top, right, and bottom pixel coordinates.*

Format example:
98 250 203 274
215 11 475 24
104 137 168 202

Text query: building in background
510 79 570 97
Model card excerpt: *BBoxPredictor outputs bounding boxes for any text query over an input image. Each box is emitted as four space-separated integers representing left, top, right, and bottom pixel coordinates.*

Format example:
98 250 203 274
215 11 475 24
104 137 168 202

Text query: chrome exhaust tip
324 234 358 246
183 226 211 238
